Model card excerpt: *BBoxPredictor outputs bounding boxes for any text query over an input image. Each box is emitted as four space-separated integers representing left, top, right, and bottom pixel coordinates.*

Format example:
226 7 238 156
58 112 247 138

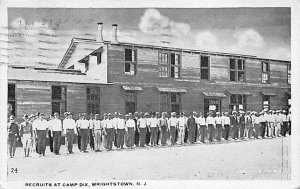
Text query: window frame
87 86 100 115
8 84 16 116
200 55 210 80
261 61 270 84
124 48 137 76
229 58 246 82
229 94 247 111
51 85 67 116
124 90 137 113
262 95 270 110
158 51 181 79
159 92 181 114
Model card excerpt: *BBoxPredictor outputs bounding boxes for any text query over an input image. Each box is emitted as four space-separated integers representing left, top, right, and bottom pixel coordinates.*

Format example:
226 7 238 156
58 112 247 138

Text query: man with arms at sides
8 115 19 158
187 112 197 144
20 114 33 157
159 112 169 146
137 113 147 147
49 112 62 155
63 112 77 154
222 112 231 141
93 114 102 152
125 113 136 149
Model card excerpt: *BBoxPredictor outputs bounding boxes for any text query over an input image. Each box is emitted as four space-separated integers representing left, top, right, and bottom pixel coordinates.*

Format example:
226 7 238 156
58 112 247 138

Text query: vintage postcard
0 0 299 188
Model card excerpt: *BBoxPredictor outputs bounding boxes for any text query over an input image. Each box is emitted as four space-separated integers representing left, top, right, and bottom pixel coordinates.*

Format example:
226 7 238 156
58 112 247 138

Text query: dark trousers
288 121 291 135
8 135 17 157
160 126 167 146
114 129 118 147
127 128 135 147
282 122 288 136
224 125 230 140
261 122 267 138
216 124 223 141
146 127 151 145
195 126 199 142
199 125 206 143
233 124 239 139
117 129 125 148
240 124 245 138
157 129 161 145
89 129 94 150
66 130 75 153
134 128 139 146
188 126 196 144
254 123 261 138
170 126 176 145
53 131 61 154
150 127 158 145
48 130 53 152
80 129 89 151
207 124 214 142
77 128 81 150
37 130 47 155
106 128 114 150
184 127 189 143
139 128 146 147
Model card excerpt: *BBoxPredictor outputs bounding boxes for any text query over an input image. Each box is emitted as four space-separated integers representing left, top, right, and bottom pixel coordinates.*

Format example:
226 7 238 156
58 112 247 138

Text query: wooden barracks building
8 23 291 119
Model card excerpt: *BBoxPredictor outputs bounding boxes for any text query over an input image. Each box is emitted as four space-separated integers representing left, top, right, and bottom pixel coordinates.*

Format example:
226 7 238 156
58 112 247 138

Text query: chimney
111 24 119 44
97 22 104 42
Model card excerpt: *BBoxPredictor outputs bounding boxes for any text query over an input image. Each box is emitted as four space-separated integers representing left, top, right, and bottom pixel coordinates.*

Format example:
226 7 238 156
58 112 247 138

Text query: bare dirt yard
7 136 290 181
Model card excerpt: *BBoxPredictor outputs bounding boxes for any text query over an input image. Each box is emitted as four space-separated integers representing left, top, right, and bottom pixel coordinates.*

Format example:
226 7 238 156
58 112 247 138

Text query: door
125 102 136 114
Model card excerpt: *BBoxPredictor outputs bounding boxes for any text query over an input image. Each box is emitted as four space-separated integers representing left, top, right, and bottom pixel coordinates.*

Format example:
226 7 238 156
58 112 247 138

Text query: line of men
7 109 291 158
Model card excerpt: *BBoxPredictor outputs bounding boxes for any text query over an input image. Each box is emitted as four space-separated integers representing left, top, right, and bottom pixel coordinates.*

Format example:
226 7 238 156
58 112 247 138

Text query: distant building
8 23 291 119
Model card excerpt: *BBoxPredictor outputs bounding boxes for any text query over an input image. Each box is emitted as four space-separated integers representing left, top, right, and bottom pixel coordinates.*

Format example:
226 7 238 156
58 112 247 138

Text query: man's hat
118 112 122 116
216 112 220 115
193 111 197 115
29 114 35 118
23 114 29 118
224 112 228 115
232 110 237 114
82 113 86 116
107 113 112 116
134 112 139 115
114 112 118 115
103 113 107 116
156 112 160 115
39 113 44 116
128 113 133 116
125 114 129 117
282 110 287 113
36 112 41 116
95 114 100 117
53 112 59 116
9 115 14 119
144 112 149 116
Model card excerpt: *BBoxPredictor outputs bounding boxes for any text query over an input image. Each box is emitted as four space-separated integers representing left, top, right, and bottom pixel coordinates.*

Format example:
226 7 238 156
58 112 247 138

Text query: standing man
231 111 239 140
112 112 119 148
222 112 231 141
116 113 126 149
49 112 62 155
47 115 54 153
126 113 136 149
252 112 261 139
133 112 140 147
198 112 207 143
268 110 276 138
63 112 77 154
101 113 108 149
78 113 90 152
137 113 147 147
206 111 216 142
33 113 48 156
260 111 267 138
168 112 178 145
177 112 186 145
105 113 114 151
20 114 33 157
28 114 37 154
187 112 197 144
75 113 82 151
215 112 223 142
238 110 245 139
244 111 252 139
287 109 291 136
149 113 159 147
274 110 282 137
93 114 102 152
159 112 169 146
145 112 151 146
89 113 95 151
8 115 19 158
281 110 288 137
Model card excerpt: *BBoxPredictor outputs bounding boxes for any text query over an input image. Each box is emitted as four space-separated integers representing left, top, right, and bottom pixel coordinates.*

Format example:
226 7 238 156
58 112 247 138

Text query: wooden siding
66 84 87 117
210 56 229 82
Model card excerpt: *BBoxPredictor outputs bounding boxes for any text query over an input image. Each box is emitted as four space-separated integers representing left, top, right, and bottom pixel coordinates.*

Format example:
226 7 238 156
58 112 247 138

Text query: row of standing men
7 109 291 158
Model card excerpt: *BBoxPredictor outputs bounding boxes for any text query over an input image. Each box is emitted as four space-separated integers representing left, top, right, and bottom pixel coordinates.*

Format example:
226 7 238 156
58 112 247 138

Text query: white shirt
215 116 222 124
126 119 136 128
252 115 260 124
48 119 62 132
117 118 126 129
150 117 159 128
168 117 178 127
105 119 114 129
197 117 206 126
63 119 77 134
93 120 101 130
112 117 119 129
78 119 89 129
223 116 231 125
145 118 151 126
280 113 288 122
101 119 107 128
32 119 48 130
206 116 215 126
178 117 186 127
268 114 276 123
138 118 147 128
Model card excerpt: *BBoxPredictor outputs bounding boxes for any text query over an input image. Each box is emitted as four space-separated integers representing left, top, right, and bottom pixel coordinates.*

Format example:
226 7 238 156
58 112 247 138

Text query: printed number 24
11 168 18 173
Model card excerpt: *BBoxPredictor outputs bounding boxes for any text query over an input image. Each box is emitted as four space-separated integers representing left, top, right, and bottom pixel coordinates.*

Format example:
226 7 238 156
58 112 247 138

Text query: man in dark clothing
239 110 246 139
231 111 239 140
8 115 19 158
134 112 140 147
187 112 197 144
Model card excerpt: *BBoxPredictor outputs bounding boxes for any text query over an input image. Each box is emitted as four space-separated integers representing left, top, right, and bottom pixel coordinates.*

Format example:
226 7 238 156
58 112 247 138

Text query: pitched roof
8 66 110 85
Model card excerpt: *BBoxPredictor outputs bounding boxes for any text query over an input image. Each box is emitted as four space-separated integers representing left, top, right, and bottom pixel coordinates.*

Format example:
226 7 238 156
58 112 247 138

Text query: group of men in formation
7 108 291 158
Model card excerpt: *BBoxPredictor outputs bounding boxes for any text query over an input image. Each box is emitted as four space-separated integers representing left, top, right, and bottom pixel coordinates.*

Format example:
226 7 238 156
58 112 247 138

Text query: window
158 52 181 78
124 48 137 76
262 61 270 84
201 56 210 80
8 84 16 116
160 92 181 114
229 94 247 111
229 58 245 82
288 64 291 85
87 86 100 114
262 95 270 110
125 91 137 114
97 53 101 64
52 86 67 116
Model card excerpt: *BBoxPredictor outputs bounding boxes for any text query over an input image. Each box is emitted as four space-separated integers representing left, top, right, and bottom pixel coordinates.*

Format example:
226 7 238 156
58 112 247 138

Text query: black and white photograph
0 0 299 189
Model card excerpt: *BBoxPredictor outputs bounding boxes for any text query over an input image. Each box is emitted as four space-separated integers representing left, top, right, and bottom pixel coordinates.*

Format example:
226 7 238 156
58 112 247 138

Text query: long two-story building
8 23 291 119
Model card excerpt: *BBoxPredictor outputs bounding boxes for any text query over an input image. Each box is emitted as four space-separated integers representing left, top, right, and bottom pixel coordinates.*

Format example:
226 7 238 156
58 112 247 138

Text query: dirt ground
7 136 290 181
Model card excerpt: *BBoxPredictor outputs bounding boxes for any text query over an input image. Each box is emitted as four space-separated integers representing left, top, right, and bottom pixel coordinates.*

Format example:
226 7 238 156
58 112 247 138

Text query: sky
5 8 291 67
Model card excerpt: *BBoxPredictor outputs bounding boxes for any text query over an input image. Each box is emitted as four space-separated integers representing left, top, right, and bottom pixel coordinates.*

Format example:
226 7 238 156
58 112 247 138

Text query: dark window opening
125 49 137 75
230 58 245 82
125 91 136 114
229 94 246 111
8 84 16 116
230 71 236 81
160 92 181 115
201 56 210 80
97 53 101 64
87 86 100 114
52 86 67 116
262 61 270 84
